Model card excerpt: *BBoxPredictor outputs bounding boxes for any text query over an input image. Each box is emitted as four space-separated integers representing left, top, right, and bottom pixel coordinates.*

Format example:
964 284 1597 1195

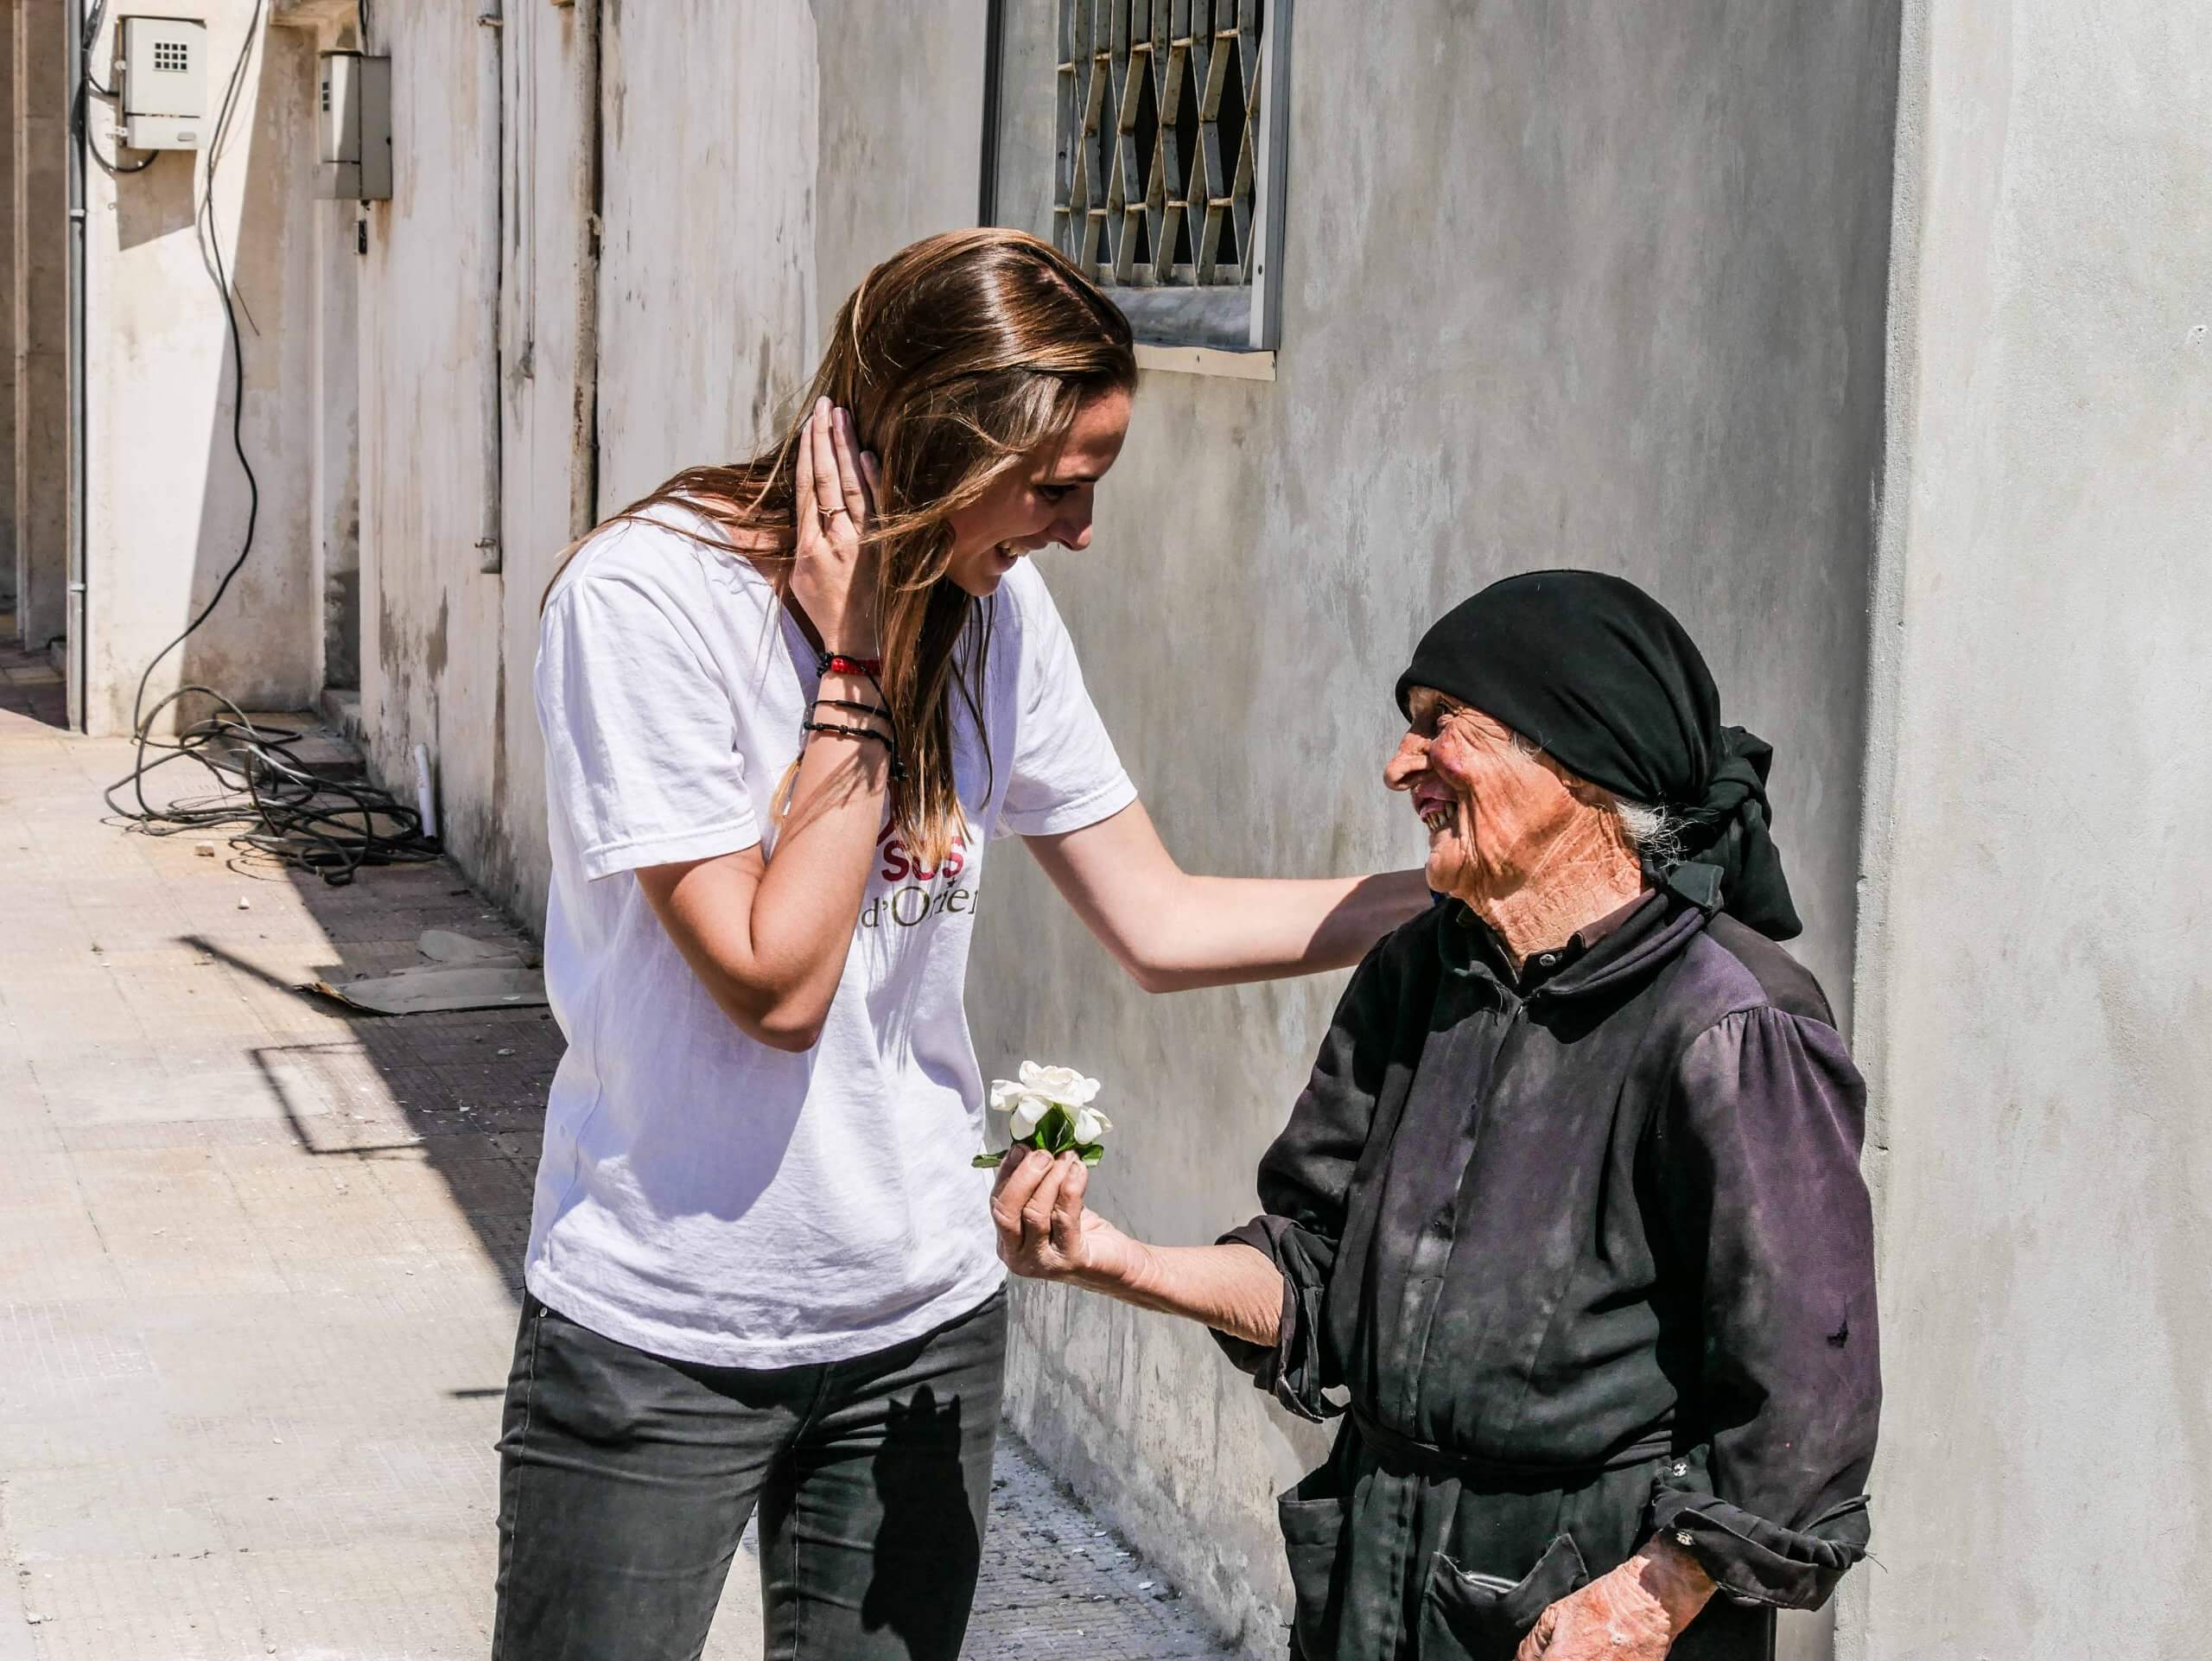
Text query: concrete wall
0 2 16 612
80 1 321 734
355 0 528 902
12 0 65 652
810 0 987 334
1841 5 2212 1658
976 3 1897 1651
484 0 592 921
592 0 814 514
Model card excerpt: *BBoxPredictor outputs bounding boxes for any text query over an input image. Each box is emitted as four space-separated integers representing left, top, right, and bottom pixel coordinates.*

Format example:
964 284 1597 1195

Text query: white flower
987 1060 1110 1150
1017 1060 1101 1108
1007 1094 1053 1140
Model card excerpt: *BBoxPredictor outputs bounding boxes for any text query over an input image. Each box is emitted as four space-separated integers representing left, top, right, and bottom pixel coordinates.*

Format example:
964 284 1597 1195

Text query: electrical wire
104 688 440 882
78 112 156 175
105 0 439 884
79 109 156 175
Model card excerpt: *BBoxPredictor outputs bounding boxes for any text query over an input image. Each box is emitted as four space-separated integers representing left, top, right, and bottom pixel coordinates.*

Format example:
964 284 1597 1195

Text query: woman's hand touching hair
787 397 883 659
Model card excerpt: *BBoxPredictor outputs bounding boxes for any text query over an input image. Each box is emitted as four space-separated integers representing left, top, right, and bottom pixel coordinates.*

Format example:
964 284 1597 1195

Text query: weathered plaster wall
13 0 66 652
358 0 532 907
591 0 816 512
0 2 17 612
810 0 987 334
1840 6 2212 1658
482 0 590 927
976 4 1898 1651
83 2 320 733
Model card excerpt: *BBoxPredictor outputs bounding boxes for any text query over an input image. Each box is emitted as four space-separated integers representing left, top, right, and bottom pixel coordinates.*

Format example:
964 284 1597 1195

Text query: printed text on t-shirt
862 821 975 931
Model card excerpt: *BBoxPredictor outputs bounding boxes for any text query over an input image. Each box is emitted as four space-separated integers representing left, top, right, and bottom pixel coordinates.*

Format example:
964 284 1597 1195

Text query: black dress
1214 888 1880 1660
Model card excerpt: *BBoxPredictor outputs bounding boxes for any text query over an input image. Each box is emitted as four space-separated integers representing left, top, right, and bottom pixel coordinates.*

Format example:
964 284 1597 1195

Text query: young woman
497 228 1427 1661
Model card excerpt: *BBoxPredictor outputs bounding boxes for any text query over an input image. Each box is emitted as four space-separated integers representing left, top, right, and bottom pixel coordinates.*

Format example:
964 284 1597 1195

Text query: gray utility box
116 15 207 150
317 52 392 201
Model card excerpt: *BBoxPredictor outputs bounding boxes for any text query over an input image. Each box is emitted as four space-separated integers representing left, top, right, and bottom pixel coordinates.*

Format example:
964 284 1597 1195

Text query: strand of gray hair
1611 796 1687 870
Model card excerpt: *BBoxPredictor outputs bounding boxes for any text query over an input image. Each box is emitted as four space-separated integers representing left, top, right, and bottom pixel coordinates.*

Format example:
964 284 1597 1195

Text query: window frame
985 1 1294 358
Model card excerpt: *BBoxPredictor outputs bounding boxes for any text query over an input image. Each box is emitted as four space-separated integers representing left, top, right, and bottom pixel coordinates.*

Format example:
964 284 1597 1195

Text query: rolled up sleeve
1213 1214 1337 1421
1649 1007 1882 1609
1212 946 1395 1422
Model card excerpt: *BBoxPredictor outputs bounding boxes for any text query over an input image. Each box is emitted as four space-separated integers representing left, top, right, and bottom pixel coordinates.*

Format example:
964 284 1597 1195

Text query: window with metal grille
1049 2 1289 353
154 41 189 72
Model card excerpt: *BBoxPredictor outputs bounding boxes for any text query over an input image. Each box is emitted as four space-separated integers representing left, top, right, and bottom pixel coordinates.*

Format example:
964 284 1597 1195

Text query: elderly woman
992 571 1879 1660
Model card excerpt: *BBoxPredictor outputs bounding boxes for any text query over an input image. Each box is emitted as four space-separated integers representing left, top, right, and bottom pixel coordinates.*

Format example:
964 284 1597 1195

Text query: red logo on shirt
877 823 966 885
861 823 976 931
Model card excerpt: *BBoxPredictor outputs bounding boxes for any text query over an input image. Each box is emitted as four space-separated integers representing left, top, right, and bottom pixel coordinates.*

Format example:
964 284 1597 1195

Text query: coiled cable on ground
104 686 440 885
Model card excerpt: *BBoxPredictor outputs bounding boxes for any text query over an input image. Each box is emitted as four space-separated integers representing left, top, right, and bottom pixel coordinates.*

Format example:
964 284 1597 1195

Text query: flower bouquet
972 1060 1113 1168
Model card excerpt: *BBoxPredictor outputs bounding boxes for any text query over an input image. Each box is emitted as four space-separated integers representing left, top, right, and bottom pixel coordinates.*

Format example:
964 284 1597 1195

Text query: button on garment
1217 890 1880 1660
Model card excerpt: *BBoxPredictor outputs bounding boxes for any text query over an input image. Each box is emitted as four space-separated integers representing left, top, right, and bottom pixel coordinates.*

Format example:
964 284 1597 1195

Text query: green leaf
1078 1145 1104 1166
971 1152 1006 1168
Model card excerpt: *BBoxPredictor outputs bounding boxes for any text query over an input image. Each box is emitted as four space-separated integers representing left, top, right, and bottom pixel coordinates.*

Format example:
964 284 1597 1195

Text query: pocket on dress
1276 1483 1350 1660
1421 1532 1589 1659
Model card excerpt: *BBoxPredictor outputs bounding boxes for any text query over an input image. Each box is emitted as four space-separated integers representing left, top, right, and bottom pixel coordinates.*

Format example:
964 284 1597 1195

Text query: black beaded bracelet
801 718 906 782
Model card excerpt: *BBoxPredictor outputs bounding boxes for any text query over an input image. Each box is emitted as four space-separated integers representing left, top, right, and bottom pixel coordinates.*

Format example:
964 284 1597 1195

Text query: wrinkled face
943 387 1133 596
1383 687 1599 905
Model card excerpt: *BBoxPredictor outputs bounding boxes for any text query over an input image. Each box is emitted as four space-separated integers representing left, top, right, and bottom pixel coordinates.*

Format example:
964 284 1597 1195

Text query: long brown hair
562 229 1135 867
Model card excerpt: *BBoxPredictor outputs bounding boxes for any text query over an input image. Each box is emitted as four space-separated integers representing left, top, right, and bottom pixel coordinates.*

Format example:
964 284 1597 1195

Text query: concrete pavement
0 628 1238 1661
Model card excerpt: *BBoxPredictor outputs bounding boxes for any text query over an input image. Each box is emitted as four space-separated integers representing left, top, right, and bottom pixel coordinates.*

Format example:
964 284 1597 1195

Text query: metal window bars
1052 1 1286 351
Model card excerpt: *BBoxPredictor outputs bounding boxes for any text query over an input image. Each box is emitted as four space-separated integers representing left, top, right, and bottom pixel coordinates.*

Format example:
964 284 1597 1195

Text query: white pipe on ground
412 742 438 840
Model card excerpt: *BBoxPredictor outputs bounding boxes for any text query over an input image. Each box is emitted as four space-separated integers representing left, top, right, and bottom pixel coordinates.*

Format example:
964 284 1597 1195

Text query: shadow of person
860 1384 984 1650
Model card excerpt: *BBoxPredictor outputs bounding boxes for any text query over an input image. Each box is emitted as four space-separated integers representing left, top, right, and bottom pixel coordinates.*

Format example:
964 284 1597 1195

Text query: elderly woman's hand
990 1149 1144 1286
1514 1537 1714 1661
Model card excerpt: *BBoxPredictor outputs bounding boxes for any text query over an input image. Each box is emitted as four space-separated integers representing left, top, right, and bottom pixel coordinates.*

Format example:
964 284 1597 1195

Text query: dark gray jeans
492 1288 1007 1661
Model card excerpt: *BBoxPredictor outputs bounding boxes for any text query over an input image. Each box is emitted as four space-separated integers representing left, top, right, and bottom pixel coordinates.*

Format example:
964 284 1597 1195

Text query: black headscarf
1395 570 1802 940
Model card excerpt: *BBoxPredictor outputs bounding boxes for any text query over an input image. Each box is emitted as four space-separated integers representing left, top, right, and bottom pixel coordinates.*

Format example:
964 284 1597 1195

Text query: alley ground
0 628 1236 1661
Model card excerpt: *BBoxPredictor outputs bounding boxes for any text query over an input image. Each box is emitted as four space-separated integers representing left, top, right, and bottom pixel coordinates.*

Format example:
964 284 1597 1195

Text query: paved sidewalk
0 632 1236 1661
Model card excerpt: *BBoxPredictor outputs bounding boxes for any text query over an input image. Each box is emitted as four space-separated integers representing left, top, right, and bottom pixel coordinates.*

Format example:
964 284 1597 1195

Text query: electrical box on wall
115 16 208 150
316 52 392 201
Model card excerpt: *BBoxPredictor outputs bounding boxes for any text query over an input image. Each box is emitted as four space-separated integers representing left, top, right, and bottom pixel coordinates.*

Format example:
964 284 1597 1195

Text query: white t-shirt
526 504 1136 1367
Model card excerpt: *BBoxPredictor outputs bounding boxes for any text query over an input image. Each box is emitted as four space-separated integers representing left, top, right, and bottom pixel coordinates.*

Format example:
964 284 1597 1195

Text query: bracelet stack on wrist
802 650 902 780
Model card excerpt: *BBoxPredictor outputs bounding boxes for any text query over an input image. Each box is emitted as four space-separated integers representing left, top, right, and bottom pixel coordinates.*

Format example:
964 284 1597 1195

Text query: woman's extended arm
990 1149 1284 1347
638 401 889 1053
1025 800 1430 992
